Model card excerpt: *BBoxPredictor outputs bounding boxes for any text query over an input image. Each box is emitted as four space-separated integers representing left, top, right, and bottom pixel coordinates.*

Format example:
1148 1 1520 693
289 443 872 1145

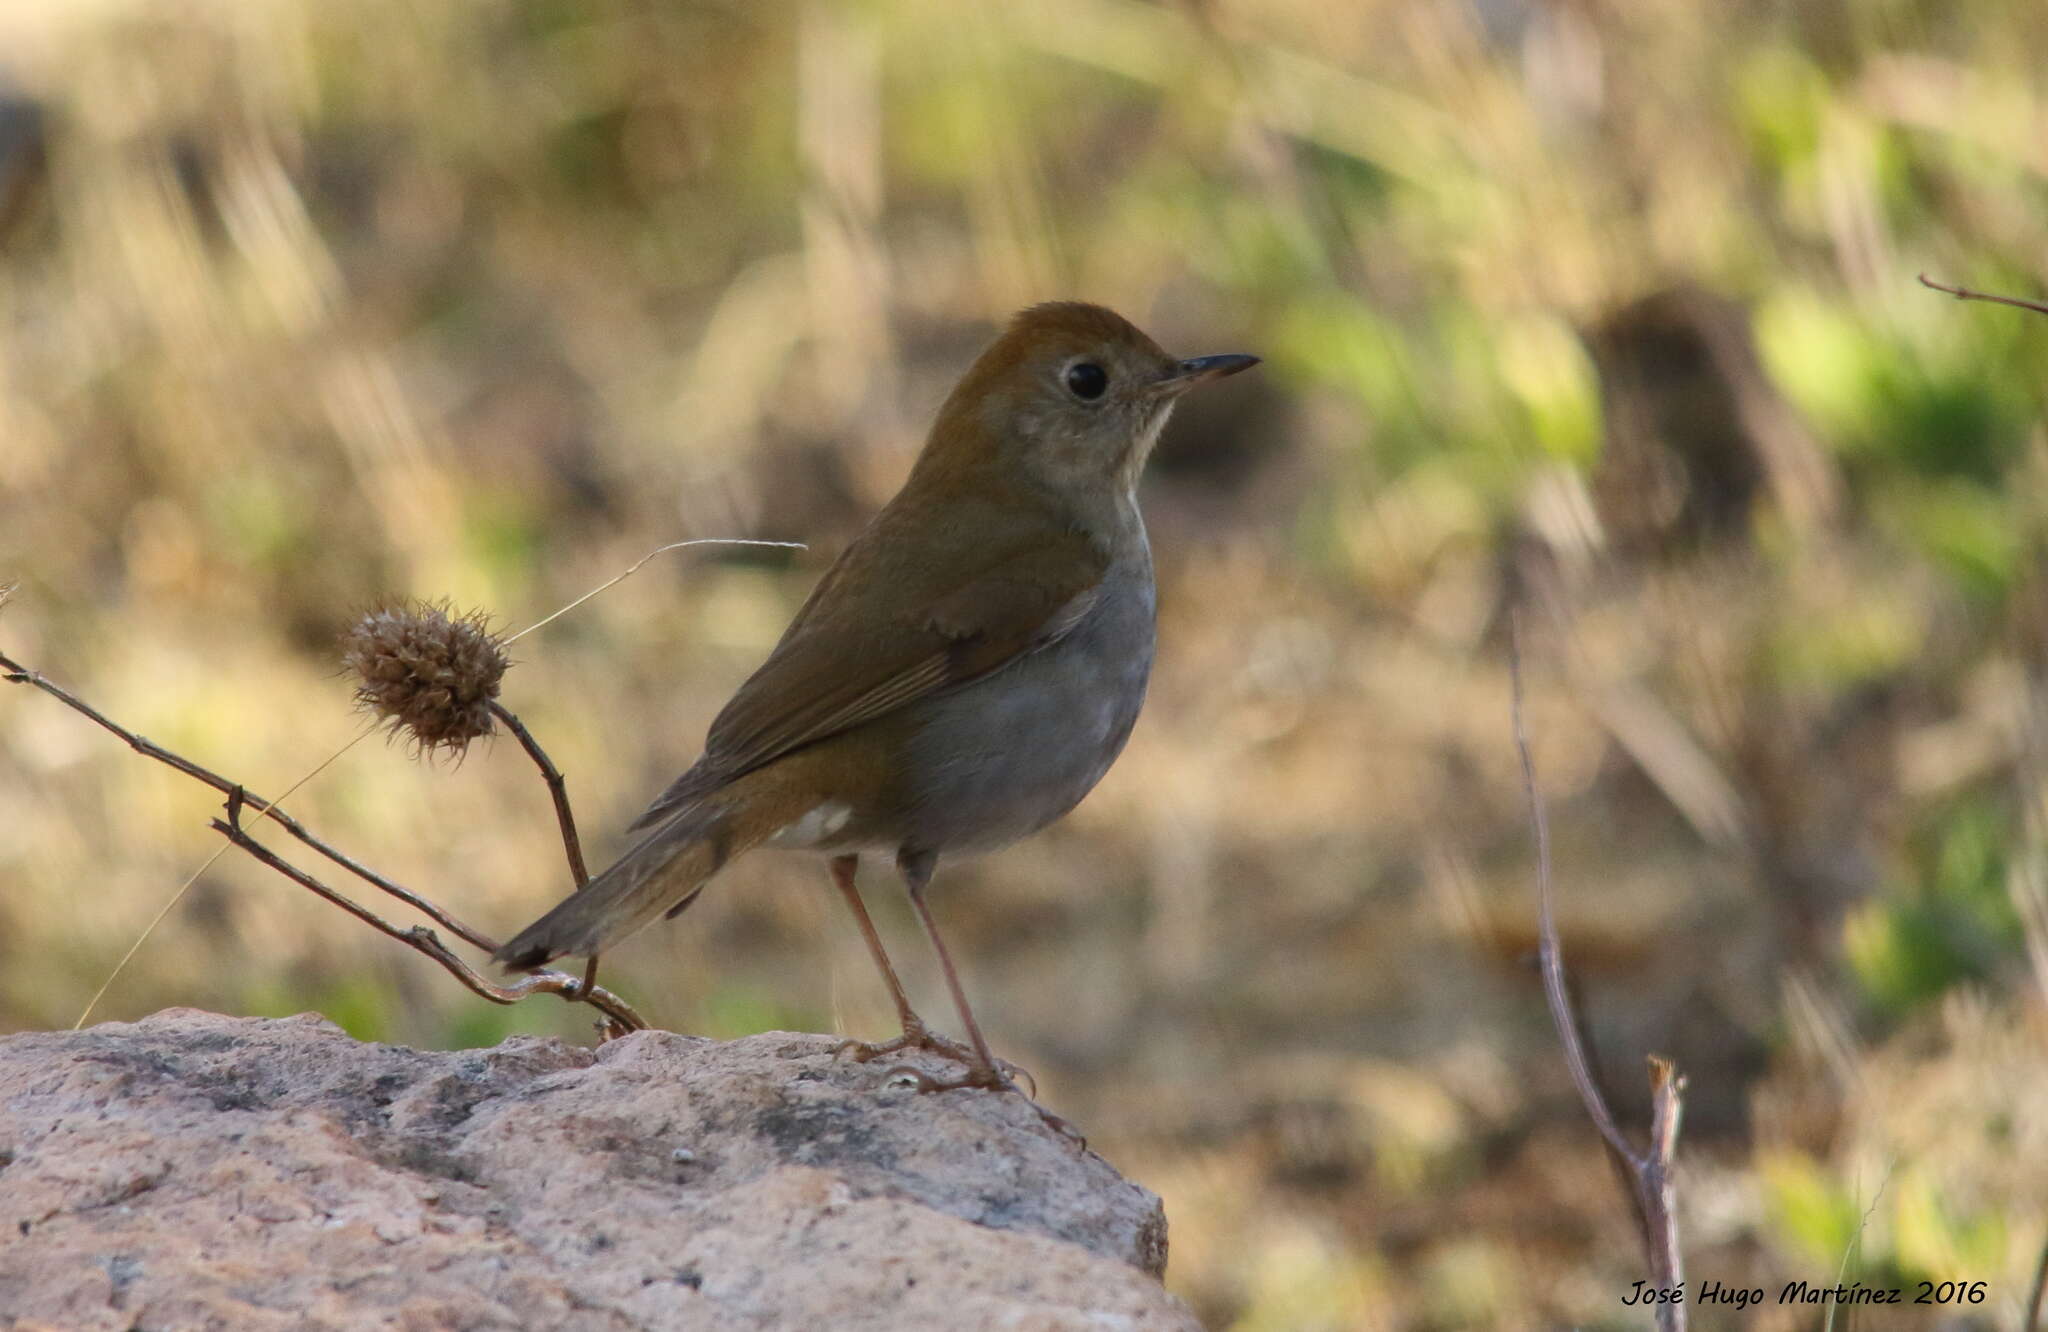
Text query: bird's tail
492 773 803 970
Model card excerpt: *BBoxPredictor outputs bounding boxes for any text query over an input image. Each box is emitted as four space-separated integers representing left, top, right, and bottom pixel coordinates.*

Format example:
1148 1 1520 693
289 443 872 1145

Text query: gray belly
898 560 1155 854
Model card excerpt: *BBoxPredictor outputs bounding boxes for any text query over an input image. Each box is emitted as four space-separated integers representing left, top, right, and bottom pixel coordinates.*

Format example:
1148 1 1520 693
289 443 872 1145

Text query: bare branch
1509 613 1687 1330
1508 617 1637 1162
489 700 589 889
2026 1229 2048 1332
212 797 643 1033
3 643 644 1036
1918 273 2048 318
2 647 497 952
1644 1055 1688 1299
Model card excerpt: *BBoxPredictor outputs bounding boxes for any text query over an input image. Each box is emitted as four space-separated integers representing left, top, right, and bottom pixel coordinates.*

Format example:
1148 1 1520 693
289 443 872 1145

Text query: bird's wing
628 517 1107 831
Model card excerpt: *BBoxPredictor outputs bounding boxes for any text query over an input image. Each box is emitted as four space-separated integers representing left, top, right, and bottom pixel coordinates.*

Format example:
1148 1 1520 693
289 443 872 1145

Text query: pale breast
896 546 1156 855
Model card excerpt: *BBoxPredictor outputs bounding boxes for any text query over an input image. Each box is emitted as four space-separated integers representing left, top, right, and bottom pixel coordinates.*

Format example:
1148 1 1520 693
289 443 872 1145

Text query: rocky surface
0 1009 1195 1330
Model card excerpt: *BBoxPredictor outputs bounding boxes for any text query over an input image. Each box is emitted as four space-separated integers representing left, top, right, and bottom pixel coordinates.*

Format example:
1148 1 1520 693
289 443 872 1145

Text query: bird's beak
1153 353 1260 395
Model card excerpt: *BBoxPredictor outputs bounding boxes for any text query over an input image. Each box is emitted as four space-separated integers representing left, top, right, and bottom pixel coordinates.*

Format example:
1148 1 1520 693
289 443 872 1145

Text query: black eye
1064 362 1108 401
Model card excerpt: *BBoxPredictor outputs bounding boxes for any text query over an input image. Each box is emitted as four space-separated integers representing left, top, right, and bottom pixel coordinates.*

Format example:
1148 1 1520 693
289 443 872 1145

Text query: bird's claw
877 1062 1081 1146
834 1023 1072 1142
834 1026 1038 1096
835 1027 979 1068
880 1061 1005 1093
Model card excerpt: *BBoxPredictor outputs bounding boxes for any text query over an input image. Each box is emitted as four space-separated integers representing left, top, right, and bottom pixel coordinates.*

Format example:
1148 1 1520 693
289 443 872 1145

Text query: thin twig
1 648 496 952
73 723 375 1029
4 642 644 1034
1823 1161 1895 1332
2025 1228 2048 1332
1917 273 2048 318
504 537 806 645
490 700 588 888
212 795 644 1032
1509 618 1636 1163
1509 612 1687 1330
1644 1056 1687 1302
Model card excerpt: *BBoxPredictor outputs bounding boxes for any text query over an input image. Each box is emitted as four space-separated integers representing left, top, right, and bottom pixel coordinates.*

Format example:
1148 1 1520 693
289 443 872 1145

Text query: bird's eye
1064 362 1109 401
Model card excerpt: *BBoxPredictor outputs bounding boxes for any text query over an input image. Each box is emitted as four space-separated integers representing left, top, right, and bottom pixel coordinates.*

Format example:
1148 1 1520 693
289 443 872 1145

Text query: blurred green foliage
1848 798 2021 1015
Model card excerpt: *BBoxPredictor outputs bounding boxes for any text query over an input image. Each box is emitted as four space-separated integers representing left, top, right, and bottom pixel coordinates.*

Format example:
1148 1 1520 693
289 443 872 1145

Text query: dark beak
1156 353 1260 394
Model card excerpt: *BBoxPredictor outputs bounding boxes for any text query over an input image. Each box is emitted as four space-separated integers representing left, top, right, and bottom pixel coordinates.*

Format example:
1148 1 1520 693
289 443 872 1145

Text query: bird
496 302 1257 1103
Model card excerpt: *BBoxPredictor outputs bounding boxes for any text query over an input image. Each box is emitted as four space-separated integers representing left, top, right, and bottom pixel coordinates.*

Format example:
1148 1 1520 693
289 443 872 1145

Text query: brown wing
629 506 1107 830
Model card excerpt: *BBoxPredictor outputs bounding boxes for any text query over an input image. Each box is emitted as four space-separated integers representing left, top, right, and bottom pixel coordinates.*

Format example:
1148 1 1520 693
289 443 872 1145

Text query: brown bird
497 302 1257 1100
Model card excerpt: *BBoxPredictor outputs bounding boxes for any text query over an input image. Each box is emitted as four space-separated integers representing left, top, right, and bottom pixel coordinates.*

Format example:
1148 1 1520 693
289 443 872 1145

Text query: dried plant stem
1509 614 1687 1330
2 645 644 1034
490 701 588 888
1918 273 2048 318
1643 1056 1686 1305
213 791 642 1033
504 537 806 645
2026 1231 2048 1332
487 699 603 1001
73 723 375 1029
2 648 500 952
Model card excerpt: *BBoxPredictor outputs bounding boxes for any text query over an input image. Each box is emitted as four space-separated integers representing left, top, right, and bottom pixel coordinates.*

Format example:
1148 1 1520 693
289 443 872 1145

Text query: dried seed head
342 602 507 757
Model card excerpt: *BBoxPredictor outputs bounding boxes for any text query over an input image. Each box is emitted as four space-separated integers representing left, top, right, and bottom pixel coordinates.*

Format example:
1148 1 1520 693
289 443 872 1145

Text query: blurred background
2 0 2045 1326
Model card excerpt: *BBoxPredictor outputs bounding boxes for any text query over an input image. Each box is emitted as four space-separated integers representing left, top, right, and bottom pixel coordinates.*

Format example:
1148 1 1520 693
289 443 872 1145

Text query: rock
0 1009 1195 1330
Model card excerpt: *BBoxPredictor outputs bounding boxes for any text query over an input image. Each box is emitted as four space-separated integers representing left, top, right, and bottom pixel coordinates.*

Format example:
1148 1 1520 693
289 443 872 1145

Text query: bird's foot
836 1023 978 1068
882 1062 1084 1145
835 1022 1038 1096
835 1021 1074 1142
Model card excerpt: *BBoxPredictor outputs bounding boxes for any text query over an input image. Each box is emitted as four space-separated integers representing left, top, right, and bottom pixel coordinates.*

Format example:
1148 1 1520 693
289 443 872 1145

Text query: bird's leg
886 851 1071 1136
891 850 1001 1086
827 854 983 1071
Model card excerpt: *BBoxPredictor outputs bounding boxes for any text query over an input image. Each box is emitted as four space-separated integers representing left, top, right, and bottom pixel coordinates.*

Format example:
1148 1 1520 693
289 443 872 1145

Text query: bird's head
919 302 1258 497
